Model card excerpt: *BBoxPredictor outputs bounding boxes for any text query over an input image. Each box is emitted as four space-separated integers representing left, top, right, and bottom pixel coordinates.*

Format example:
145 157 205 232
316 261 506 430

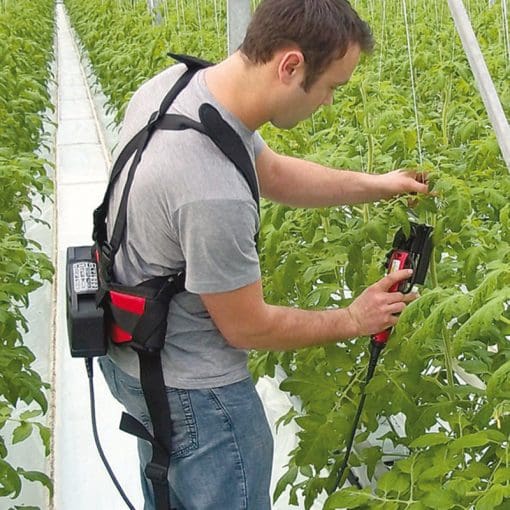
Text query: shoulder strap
198 103 260 216
93 56 211 273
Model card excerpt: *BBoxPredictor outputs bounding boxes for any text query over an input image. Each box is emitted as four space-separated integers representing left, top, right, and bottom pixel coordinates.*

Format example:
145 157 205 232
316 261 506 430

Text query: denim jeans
98 356 273 510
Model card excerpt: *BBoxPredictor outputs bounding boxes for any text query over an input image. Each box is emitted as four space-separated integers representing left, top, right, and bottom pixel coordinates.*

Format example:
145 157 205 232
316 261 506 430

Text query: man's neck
204 52 273 131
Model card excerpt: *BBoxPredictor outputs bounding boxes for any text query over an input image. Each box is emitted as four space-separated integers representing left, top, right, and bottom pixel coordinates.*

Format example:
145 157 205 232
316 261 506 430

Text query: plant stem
359 83 372 225
384 370 417 408
427 233 439 289
333 369 363 412
441 79 451 146
441 329 456 399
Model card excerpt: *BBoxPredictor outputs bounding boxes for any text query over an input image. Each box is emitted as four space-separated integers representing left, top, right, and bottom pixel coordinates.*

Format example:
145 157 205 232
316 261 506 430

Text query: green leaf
12 422 33 444
422 488 457 509
475 484 506 510
449 431 490 451
19 410 42 420
17 468 53 497
486 360 510 401
35 423 51 457
409 432 451 448
493 467 510 484
324 488 372 509
0 459 22 498
377 469 410 494
273 465 298 503
365 218 387 249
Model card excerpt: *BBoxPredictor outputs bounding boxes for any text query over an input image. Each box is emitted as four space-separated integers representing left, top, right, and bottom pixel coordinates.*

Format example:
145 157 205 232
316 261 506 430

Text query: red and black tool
372 222 433 346
329 222 433 493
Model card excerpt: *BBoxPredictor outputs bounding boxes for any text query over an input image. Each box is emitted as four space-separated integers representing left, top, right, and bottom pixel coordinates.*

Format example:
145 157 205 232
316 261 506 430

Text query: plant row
256 1 510 509
64 1 510 509
0 0 55 506
65 0 227 123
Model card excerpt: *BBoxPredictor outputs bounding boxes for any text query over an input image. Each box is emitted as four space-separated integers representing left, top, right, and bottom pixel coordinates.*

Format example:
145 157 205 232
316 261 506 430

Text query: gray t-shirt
106 63 265 388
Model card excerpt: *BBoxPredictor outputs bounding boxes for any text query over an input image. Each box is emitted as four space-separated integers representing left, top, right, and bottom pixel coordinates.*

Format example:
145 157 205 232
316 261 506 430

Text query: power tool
329 222 433 492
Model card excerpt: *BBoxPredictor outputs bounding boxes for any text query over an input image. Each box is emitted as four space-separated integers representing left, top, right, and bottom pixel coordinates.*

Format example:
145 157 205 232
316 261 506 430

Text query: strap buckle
148 110 159 128
101 241 112 262
145 461 168 484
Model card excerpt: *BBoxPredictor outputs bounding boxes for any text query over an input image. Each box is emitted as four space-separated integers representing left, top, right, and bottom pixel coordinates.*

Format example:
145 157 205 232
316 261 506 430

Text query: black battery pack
66 245 106 357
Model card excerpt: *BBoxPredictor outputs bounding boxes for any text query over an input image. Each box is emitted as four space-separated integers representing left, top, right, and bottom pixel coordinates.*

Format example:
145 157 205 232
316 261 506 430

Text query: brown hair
240 0 374 90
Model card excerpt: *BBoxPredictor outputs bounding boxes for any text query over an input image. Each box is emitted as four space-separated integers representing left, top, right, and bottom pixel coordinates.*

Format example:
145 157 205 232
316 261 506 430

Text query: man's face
272 44 361 129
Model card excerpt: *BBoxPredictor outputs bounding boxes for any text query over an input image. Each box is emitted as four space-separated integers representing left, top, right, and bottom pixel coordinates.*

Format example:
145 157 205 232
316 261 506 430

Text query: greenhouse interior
2 0 510 509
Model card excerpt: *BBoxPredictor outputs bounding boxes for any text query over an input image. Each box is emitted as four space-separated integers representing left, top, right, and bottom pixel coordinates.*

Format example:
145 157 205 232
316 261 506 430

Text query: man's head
240 0 374 92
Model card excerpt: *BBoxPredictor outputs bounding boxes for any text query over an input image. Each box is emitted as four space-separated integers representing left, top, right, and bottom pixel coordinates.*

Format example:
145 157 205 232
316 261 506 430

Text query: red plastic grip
371 250 410 345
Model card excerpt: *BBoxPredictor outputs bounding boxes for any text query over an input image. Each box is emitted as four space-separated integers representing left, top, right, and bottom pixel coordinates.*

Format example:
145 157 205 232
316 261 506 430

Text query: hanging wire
402 0 423 165
377 0 387 82
213 0 220 39
502 0 510 65
173 0 180 31
195 0 203 46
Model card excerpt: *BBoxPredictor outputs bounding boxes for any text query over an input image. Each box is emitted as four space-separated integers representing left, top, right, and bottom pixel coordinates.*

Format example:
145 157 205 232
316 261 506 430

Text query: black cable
330 341 385 492
85 358 136 510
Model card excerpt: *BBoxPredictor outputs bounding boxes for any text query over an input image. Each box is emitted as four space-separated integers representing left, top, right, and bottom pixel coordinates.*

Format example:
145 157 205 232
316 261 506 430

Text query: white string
502 0 510 65
174 0 180 30
195 0 203 45
378 0 387 82
213 0 220 39
402 0 423 165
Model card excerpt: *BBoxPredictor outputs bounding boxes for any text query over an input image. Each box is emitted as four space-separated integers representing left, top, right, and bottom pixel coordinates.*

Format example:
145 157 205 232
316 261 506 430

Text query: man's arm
256 145 428 207
200 269 416 351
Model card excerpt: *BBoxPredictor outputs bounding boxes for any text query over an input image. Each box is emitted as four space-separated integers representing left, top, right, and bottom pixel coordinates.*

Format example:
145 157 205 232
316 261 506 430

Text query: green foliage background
0 0 55 505
64 0 510 508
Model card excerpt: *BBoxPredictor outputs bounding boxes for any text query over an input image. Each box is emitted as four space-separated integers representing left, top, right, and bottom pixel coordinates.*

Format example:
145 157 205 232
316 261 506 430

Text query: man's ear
277 50 305 85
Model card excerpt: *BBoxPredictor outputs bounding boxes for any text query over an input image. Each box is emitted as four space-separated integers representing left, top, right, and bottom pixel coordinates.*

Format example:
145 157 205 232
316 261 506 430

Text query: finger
418 183 430 193
387 301 406 315
410 181 429 194
415 171 428 184
399 169 430 193
376 269 413 291
387 292 405 304
402 292 419 303
386 315 399 327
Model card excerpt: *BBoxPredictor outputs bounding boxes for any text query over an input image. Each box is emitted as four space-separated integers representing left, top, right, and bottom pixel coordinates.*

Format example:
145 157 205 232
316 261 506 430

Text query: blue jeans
98 356 273 509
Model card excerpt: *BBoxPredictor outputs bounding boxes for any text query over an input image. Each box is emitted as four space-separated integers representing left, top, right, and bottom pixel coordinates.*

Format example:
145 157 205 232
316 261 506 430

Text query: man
99 0 429 508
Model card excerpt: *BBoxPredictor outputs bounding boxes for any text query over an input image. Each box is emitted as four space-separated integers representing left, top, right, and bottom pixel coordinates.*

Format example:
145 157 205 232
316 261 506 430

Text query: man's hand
378 169 429 200
347 269 418 336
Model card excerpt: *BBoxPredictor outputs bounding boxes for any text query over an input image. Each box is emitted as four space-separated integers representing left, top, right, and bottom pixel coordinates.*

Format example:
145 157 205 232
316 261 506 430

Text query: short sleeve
174 199 261 294
253 131 266 157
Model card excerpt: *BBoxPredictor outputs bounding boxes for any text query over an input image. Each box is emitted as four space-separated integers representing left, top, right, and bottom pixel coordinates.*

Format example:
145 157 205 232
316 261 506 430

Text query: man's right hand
347 269 418 337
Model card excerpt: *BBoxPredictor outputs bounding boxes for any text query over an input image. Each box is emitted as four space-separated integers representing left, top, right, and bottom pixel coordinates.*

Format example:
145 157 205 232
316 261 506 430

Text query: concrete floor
52 3 144 509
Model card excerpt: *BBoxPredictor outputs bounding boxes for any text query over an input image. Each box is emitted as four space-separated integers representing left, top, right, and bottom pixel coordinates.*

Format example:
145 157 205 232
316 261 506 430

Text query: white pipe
448 0 510 172
503 0 510 64
227 0 251 55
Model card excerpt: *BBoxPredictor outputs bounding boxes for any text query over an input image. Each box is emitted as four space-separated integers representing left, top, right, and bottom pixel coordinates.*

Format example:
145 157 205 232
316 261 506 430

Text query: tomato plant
0 0 55 505
254 1 510 508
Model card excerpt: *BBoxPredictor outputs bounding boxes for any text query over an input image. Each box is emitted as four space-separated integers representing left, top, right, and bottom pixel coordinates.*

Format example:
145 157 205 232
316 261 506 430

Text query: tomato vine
0 0 55 505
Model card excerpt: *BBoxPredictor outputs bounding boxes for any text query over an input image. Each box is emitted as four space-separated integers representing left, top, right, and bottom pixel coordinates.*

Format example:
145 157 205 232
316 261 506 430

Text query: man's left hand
379 169 430 200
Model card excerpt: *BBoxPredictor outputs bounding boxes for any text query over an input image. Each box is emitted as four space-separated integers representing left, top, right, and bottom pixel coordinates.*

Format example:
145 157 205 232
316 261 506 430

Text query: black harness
92 53 260 509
